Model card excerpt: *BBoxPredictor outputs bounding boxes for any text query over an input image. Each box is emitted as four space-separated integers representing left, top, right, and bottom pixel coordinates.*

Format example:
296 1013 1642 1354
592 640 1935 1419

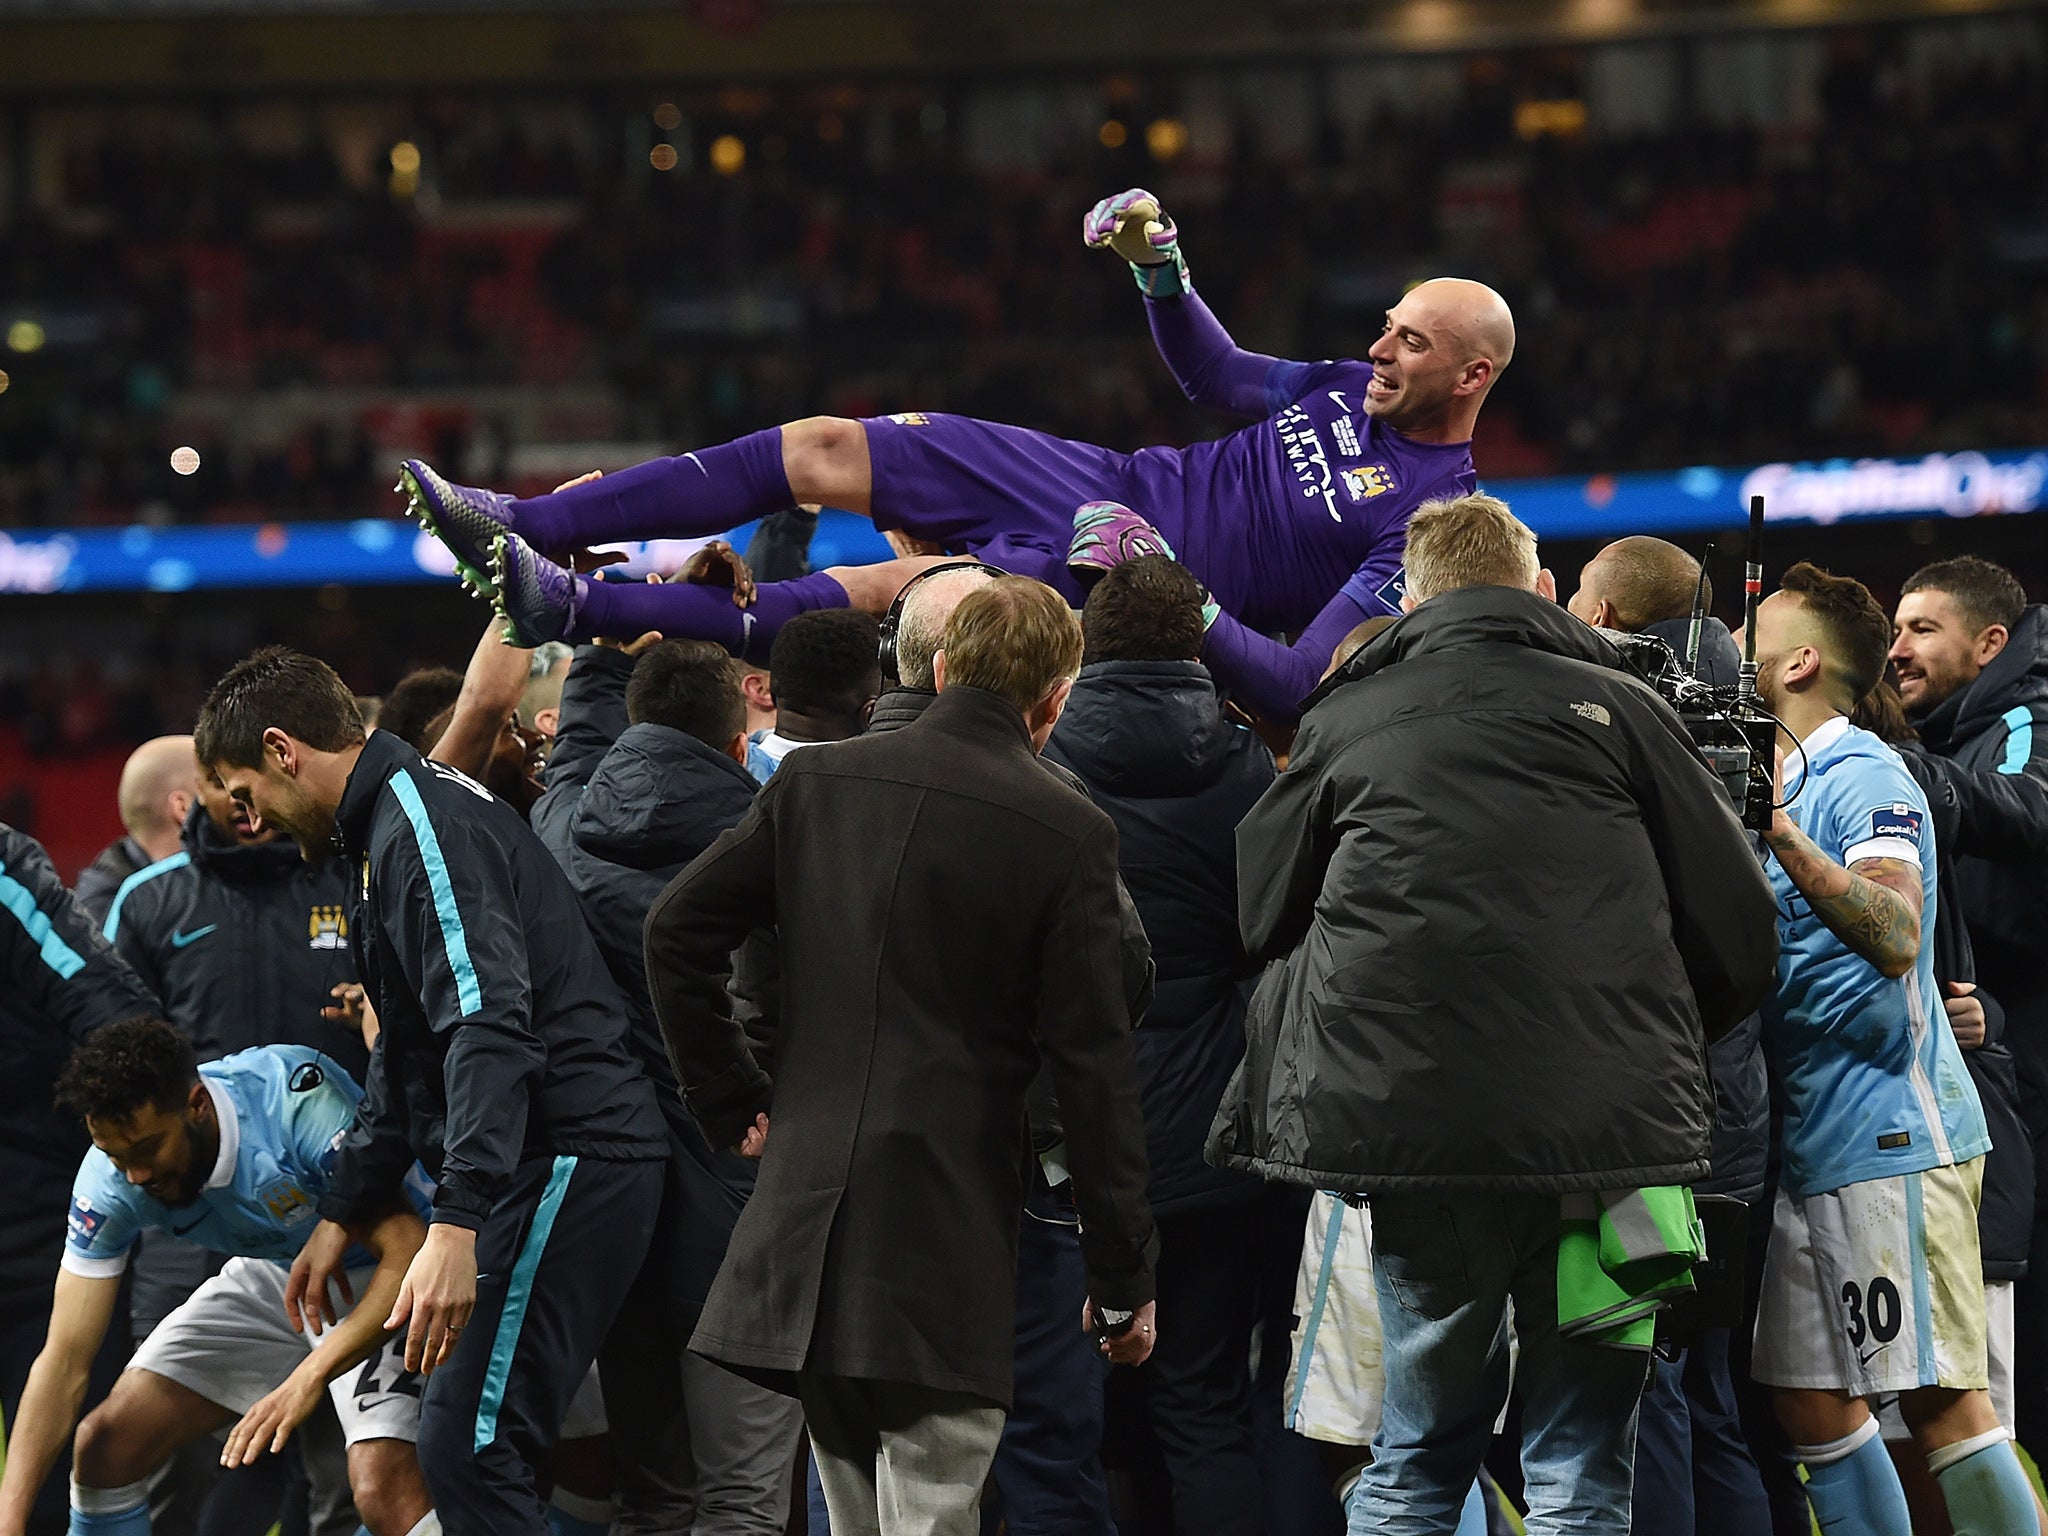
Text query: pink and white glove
1082 189 1191 297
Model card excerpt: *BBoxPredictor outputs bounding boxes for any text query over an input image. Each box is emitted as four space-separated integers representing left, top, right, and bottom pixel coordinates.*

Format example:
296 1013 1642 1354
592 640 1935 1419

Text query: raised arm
1082 187 1316 420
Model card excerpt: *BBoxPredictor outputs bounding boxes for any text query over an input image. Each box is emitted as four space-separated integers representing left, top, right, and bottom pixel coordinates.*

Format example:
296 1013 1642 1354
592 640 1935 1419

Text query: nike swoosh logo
685 452 708 477
171 1215 207 1235
171 925 218 949
1328 390 1348 413
741 613 756 645
1858 1345 1888 1366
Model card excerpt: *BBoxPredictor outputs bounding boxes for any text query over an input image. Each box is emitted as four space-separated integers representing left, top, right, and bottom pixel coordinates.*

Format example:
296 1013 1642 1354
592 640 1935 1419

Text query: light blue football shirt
1761 715 1989 1198
63 1044 429 1277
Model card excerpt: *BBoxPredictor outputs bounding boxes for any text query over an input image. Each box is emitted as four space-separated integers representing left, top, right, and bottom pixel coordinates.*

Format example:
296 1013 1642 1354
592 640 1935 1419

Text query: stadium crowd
0 38 2046 1536
2 20 2046 528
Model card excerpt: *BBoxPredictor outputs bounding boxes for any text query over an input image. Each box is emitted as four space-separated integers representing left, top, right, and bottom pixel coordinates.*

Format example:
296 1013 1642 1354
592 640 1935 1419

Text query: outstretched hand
221 1370 325 1467
678 539 758 608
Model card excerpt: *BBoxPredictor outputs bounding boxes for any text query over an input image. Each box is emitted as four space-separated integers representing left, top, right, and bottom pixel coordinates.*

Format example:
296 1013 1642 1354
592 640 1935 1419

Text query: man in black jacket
1890 555 2048 1457
1569 536 1777 1536
0 824 161 1536
1044 556 1276 1536
534 638 805 1536
194 647 667 1536
646 577 1158 1536
1214 495 1778 1535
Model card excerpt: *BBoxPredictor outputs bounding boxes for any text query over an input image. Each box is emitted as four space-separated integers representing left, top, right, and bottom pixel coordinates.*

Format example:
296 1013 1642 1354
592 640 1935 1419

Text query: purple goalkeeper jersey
861 292 1475 719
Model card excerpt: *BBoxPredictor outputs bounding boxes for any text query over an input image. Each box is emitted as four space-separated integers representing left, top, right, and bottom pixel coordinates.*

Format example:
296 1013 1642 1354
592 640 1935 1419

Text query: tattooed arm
1763 817 1924 979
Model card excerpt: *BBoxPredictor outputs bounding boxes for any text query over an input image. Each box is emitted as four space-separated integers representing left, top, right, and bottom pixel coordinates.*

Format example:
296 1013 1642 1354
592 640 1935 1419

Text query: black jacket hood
1917 604 2048 752
183 799 306 881
1309 584 1630 710
571 723 758 871
1050 661 1241 799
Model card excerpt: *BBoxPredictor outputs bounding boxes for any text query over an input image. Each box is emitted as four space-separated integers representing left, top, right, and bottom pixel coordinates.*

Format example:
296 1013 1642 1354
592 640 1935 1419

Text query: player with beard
1889 555 2048 1463
1744 563 2035 1536
398 190 1510 721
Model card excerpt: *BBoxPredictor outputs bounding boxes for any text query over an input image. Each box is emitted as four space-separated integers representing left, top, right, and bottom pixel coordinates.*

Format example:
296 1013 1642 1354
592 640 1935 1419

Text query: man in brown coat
644 576 1158 1536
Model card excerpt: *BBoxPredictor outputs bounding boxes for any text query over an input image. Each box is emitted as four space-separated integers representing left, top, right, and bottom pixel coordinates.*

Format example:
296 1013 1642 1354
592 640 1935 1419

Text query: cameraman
1212 494 1778 1535
1570 536 1778 1535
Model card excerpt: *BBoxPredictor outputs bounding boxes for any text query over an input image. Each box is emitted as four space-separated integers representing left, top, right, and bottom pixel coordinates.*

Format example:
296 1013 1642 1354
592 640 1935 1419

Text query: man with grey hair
1215 491 1778 1534
75 737 198 920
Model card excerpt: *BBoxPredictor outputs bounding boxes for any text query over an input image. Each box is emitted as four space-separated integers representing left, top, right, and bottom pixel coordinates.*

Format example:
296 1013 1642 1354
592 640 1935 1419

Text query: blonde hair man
645 575 1156 1536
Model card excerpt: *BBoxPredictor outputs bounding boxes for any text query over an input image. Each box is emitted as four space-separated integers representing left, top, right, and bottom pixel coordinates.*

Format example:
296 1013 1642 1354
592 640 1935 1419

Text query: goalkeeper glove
1082 188 1192 299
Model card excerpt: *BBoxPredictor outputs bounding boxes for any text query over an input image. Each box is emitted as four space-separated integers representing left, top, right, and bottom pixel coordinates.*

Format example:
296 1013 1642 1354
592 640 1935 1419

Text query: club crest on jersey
69 1197 108 1243
259 1176 314 1224
1342 465 1396 502
308 905 348 952
1871 804 1922 843
888 412 931 427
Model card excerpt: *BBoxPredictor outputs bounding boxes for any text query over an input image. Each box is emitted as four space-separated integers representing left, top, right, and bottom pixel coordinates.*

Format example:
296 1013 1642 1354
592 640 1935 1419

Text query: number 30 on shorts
1840 1277 1903 1349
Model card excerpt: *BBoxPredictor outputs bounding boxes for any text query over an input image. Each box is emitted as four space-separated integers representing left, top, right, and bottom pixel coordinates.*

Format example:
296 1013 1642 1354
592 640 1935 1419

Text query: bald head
1569 536 1709 633
1409 277 1516 373
1323 615 1400 681
117 735 199 860
1367 278 1515 441
895 565 1001 689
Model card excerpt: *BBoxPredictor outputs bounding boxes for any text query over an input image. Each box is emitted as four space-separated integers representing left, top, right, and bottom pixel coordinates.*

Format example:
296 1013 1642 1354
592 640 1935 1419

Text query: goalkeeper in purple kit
403 189 1514 720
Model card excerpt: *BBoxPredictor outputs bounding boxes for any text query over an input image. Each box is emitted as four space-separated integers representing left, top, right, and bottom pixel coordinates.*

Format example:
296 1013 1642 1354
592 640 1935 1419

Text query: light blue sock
1452 1477 1492 1536
545 1491 611 1536
1932 1430 2037 1536
67 1487 151 1536
1797 1420 1912 1536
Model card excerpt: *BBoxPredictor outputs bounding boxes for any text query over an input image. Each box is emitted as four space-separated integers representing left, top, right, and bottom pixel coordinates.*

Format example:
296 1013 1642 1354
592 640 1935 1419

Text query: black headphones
877 560 1002 683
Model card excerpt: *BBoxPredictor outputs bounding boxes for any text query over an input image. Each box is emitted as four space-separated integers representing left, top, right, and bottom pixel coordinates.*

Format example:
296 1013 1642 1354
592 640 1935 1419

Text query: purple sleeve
1198 523 1407 723
1200 588 1372 725
1144 293 1321 420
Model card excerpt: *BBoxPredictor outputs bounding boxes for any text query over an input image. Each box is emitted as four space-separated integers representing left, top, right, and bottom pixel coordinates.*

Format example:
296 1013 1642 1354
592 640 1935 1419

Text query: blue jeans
1347 1192 1651 1536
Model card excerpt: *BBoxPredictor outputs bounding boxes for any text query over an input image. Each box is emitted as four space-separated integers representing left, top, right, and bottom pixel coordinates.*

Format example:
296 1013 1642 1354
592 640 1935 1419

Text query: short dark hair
1593 537 1711 631
1081 556 1205 665
1902 556 2027 637
1779 562 1893 709
55 1017 196 1124
376 667 466 753
627 640 747 747
768 610 882 719
195 647 367 769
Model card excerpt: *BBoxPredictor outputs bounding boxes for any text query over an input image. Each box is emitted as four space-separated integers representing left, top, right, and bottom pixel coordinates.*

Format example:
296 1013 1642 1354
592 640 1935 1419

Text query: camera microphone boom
1605 495 1778 832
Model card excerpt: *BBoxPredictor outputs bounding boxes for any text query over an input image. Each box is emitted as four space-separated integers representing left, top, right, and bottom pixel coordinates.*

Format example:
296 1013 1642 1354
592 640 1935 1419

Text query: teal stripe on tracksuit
1999 706 2033 774
1906 1171 1935 1384
0 859 89 979
388 771 483 1015
100 850 191 943
1287 1195 1351 1430
475 1155 578 1452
